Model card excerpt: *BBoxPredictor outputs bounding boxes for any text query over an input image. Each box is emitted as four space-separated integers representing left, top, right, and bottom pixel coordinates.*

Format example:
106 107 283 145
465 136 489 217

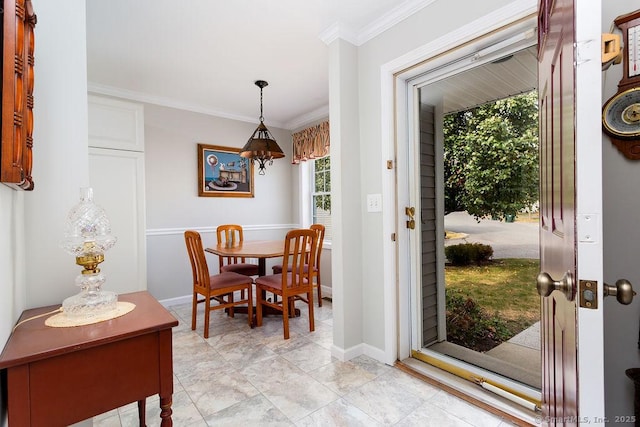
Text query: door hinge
575 39 595 66
386 160 393 170
391 232 396 242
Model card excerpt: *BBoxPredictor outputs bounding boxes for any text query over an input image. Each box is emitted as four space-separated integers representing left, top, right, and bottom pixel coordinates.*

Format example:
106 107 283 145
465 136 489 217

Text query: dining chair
271 224 325 306
255 228 317 339
216 224 260 277
184 230 253 339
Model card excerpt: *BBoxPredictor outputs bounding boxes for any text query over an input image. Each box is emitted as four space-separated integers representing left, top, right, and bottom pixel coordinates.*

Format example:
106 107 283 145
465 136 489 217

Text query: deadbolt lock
406 219 415 229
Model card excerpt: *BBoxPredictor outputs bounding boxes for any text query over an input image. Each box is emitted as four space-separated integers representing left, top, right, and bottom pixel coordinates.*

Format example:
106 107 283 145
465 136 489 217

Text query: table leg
138 399 146 426
159 395 173 426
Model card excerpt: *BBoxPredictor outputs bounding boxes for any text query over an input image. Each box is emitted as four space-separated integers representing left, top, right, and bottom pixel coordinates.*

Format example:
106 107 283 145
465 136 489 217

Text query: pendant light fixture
240 80 285 175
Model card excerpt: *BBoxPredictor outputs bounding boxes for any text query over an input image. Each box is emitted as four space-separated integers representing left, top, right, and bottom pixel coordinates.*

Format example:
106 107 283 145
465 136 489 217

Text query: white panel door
89 147 146 295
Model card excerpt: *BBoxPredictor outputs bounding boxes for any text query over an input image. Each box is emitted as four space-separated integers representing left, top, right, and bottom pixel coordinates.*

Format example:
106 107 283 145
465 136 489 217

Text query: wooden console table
0 291 178 426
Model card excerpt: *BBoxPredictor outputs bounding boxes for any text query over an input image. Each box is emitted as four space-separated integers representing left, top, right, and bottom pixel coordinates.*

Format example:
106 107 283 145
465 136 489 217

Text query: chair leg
228 292 235 318
191 292 198 331
308 291 315 333
282 294 290 339
256 286 263 327
316 272 322 307
204 293 211 339
247 285 254 328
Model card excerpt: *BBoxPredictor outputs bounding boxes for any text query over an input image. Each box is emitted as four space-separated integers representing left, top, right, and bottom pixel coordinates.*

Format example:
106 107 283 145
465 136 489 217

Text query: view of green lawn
445 258 540 351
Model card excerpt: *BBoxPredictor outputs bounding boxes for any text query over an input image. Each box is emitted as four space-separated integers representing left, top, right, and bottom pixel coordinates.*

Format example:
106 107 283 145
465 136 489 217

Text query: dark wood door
538 0 578 423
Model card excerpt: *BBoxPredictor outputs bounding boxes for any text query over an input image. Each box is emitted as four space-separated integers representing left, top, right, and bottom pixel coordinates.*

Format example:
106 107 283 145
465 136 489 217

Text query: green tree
443 91 539 220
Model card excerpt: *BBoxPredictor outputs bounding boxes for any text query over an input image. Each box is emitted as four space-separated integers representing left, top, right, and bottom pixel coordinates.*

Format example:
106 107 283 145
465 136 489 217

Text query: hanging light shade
240 80 285 175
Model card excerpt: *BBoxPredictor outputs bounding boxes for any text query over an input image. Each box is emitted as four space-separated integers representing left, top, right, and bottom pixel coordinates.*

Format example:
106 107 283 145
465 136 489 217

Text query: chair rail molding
146 223 300 237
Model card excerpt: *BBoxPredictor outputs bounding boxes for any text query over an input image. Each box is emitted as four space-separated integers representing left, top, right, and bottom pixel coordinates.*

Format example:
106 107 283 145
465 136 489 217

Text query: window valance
292 121 329 164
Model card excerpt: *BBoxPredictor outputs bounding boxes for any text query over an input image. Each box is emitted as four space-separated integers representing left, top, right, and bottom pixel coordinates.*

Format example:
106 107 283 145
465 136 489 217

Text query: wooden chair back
185 230 210 295
309 224 325 269
216 224 248 268
281 228 317 297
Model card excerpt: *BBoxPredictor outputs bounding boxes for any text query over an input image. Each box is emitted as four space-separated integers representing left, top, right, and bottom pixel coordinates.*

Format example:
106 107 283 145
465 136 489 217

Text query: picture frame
197 144 254 198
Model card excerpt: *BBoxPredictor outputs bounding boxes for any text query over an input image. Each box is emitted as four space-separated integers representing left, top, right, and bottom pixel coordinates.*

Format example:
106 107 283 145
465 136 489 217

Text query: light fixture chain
259 87 264 122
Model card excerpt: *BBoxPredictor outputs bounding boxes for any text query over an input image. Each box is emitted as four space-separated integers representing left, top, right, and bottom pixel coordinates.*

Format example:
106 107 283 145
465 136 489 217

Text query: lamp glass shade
60 187 118 319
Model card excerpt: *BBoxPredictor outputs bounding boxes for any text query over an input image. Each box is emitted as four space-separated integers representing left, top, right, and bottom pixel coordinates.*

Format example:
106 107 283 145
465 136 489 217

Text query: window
311 156 331 240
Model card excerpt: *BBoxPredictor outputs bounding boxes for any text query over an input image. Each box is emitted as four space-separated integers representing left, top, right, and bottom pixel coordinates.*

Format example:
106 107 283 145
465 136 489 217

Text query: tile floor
93 298 515 426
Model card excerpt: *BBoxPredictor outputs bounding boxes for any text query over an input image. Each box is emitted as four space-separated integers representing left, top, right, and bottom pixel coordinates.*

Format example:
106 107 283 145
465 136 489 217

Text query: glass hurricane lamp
59 187 118 319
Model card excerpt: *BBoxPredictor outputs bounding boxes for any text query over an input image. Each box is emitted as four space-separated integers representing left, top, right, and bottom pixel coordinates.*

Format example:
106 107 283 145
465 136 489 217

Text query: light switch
367 194 382 212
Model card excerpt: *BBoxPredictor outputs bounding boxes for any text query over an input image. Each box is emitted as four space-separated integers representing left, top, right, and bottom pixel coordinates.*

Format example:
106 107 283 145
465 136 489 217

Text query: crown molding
319 22 358 46
320 0 438 46
357 0 438 45
87 82 288 129
284 105 330 131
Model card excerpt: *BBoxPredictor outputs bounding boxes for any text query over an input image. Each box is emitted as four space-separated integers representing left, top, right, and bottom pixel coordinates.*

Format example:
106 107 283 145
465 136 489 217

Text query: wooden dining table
205 239 286 276
205 239 300 317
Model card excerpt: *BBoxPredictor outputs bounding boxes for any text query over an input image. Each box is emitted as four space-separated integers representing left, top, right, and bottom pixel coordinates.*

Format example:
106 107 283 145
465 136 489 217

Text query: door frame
380 0 538 365
380 0 606 421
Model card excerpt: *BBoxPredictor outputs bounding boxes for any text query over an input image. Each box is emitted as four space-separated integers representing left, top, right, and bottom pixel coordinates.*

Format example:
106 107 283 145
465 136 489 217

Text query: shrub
445 242 493 266
446 289 511 352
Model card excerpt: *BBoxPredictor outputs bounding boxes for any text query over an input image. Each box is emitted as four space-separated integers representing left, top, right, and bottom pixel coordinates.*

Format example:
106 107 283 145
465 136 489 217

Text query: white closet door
88 95 146 295
89 147 146 294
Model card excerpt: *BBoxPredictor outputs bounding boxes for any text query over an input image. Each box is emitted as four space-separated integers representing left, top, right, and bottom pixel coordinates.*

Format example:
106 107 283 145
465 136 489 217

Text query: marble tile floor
93 299 516 427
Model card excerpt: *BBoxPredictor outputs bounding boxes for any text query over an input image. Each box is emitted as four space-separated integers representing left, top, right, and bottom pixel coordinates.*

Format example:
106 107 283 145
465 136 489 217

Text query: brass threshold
411 349 541 412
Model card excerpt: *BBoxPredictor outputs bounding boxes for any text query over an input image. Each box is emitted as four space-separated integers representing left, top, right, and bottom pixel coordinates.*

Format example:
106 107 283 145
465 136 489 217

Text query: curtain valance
291 121 329 164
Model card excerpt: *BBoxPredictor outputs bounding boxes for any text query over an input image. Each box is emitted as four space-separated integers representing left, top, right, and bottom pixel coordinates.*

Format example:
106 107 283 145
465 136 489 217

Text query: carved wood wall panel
1 0 36 190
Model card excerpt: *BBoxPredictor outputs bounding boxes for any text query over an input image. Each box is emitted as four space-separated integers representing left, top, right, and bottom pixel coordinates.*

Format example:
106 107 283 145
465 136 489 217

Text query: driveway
444 211 539 259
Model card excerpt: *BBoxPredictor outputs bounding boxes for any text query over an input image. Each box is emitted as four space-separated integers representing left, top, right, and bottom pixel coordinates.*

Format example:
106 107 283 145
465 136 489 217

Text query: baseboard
331 343 364 361
158 294 191 308
321 285 332 298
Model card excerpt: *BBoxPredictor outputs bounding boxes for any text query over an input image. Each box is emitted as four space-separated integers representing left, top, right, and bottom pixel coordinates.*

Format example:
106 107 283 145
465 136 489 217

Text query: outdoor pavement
444 211 539 259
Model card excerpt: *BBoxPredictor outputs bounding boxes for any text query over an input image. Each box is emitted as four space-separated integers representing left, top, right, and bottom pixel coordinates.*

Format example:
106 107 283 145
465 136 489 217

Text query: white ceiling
85 1 537 131
85 0 427 130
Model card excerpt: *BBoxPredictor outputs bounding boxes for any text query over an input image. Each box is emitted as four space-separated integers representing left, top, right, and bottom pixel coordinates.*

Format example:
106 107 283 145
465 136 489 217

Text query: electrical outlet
367 194 382 212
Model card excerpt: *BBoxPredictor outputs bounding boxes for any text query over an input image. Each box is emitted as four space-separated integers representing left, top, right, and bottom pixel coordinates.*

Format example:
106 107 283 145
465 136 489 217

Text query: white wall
330 0 517 357
1 1 90 426
24 1 90 309
602 0 640 419
142 103 297 301
328 38 363 358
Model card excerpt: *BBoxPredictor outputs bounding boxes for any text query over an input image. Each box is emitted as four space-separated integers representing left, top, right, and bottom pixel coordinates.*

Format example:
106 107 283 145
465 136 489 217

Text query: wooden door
538 0 604 423
538 0 578 420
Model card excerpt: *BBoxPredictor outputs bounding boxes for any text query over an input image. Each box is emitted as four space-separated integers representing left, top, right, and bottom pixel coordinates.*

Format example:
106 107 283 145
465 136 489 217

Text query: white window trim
302 158 332 249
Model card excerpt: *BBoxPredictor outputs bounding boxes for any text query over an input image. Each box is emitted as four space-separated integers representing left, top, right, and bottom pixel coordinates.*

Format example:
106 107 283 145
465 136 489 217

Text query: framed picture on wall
197 144 254 197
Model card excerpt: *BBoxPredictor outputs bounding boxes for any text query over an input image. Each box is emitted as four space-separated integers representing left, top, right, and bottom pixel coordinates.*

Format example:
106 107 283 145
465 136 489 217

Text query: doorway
396 23 543 410
418 73 541 389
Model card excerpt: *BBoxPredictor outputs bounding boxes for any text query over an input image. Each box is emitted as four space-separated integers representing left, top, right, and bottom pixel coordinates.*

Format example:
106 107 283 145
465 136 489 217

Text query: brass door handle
536 271 574 301
604 279 636 305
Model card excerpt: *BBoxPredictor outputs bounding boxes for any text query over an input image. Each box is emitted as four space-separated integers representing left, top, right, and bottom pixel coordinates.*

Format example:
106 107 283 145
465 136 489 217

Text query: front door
538 0 604 424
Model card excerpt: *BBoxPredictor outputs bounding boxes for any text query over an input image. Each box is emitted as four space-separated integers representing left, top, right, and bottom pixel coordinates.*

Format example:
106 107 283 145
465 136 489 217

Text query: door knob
536 271 574 301
604 279 636 305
